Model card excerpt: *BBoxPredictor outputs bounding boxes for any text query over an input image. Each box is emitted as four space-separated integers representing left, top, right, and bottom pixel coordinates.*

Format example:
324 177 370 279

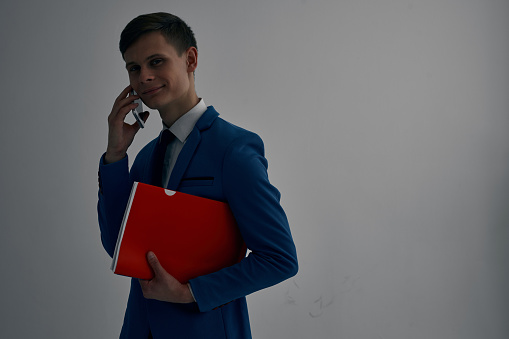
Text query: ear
186 47 198 73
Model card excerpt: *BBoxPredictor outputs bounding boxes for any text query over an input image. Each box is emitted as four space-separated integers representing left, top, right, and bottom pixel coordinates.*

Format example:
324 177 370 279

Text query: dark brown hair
119 12 197 57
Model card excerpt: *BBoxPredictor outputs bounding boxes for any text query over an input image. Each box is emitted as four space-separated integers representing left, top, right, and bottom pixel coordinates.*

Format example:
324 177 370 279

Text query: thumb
146 251 164 275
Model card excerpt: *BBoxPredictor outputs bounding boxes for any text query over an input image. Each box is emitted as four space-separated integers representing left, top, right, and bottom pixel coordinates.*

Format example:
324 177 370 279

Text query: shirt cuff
187 283 196 302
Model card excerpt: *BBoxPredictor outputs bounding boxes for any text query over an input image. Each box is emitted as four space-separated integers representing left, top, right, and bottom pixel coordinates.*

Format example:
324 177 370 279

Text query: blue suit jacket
98 106 298 338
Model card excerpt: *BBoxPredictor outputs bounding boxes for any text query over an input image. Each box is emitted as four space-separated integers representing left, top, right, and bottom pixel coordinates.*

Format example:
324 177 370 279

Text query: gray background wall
1 0 508 338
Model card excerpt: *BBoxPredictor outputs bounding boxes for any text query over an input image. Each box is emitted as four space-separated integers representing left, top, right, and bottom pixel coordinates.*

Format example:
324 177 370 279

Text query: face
123 31 198 116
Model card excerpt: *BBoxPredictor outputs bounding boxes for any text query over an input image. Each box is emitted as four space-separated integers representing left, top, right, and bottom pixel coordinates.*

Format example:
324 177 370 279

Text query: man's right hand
104 85 149 164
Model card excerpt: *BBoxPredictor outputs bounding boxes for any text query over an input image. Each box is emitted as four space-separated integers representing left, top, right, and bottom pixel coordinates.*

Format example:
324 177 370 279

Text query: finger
110 101 140 123
114 92 140 112
109 90 138 122
111 85 141 113
146 251 165 276
116 94 142 117
114 85 133 105
127 120 143 134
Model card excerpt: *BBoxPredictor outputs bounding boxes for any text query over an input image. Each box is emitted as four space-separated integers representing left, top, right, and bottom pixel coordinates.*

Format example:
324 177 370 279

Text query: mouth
142 85 165 95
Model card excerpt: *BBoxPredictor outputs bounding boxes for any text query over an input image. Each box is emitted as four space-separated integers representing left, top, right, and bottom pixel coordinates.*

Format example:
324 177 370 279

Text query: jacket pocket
179 177 214 187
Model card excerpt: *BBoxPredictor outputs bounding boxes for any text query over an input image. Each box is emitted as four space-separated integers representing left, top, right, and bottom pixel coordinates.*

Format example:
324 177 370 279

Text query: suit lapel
143 137 161 186
166 128 200 190
166 106 219 190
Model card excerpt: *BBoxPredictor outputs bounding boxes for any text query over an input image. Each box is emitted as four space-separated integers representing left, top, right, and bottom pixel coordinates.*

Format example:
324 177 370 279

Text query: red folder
111 182 246 282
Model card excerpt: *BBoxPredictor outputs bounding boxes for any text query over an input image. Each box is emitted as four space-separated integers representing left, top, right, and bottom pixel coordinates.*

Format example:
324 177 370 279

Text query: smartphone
130 90 145 128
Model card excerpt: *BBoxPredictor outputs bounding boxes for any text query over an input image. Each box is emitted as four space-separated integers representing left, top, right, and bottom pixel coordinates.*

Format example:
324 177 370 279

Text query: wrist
181 284 194 304
104 150 126 164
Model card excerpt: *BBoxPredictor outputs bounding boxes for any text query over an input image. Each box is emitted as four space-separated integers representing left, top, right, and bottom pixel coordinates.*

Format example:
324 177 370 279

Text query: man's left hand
139 251 195 303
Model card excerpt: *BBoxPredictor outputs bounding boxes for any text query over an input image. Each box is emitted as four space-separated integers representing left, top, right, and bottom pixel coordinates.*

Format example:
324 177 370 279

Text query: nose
139 67 155 83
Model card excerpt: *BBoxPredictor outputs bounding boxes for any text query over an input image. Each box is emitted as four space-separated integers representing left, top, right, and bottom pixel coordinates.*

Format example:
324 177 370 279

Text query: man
98 12 298 338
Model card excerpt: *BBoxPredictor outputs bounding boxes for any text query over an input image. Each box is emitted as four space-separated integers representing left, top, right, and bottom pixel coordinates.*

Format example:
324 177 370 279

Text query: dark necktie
151 129 174 187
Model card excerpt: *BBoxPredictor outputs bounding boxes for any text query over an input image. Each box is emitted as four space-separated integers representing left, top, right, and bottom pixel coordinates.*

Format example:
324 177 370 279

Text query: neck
159 92 199 127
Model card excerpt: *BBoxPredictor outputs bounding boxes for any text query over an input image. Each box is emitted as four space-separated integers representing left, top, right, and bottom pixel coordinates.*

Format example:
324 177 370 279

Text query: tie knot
160 129 174 146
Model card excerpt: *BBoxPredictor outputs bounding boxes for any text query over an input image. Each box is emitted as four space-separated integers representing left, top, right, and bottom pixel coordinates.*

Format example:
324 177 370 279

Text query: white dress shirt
161 98 207 188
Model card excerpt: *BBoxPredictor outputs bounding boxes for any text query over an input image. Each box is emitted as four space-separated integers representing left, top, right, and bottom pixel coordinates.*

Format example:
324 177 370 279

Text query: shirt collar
161 98 207 143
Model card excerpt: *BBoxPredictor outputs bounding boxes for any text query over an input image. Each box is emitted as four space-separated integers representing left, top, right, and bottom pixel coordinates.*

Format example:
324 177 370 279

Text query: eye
128 65 140 72
150 58 163 66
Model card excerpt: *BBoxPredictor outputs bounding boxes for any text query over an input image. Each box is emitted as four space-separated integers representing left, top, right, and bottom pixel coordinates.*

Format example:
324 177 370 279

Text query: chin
142 98 162 110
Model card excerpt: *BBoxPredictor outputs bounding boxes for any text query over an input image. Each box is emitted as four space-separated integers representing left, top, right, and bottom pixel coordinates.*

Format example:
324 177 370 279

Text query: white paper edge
111 181 139 272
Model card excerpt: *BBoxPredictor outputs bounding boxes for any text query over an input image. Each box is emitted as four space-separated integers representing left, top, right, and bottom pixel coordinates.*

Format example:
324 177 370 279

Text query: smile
142 86 165 95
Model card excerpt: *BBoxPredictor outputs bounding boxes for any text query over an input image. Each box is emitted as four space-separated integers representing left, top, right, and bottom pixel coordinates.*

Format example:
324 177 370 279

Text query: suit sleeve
188 134 298 312
97 154 134 258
